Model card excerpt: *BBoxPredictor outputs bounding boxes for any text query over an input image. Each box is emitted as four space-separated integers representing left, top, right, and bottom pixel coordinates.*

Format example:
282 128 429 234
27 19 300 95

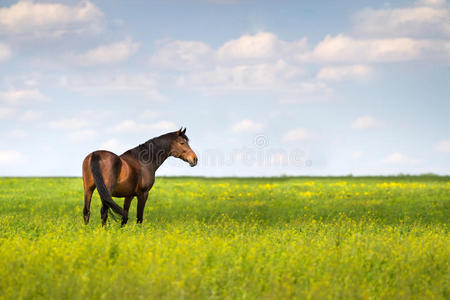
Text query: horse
82 127 198 226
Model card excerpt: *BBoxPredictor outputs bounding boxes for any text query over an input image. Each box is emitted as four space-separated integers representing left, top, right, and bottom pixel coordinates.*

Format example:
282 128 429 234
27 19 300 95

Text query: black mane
123 130 189 157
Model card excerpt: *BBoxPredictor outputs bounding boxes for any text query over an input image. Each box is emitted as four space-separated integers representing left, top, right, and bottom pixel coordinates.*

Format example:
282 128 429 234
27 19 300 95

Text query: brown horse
82 128 198 226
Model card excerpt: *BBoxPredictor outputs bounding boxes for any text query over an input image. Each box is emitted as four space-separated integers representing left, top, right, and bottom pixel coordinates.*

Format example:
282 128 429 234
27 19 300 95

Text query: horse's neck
141 137 172 171
152 151 170 171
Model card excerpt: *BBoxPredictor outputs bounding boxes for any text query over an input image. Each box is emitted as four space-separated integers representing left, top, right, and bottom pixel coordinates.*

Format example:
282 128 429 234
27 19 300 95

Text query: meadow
0 176 448 299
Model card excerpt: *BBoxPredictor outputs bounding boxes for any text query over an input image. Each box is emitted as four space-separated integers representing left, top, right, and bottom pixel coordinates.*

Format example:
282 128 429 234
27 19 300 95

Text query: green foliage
0 176 449 299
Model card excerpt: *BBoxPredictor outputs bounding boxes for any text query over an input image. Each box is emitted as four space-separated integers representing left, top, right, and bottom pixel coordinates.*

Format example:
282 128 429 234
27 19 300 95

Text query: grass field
0 176 449 299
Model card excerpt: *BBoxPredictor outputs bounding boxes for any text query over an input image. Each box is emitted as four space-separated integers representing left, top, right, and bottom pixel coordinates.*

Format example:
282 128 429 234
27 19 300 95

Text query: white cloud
380 152 420 164
108 120 177 133
59 73 166 101
277 81 332 104
298 34 448 63
19 110 43 122
178 60 304 92
0 107 15 118
145 28 448 101
139 109 159 119
0 73 42 91
283 128 312 142
0 0 104 39
69 129 97 141
317 64 372 81
150 40 212 70
150 32 307 72
434 140 450 153
49 117 91 130
231 119 264 133
0 43 11 62
151 121 178 131
108 120 142 133
217 32 278 61
72 39 140 66
351 115 383 130
8 129 27 138
353 0 450 38
0 150 23 165
148 32 312 98
0 89 50 104
217 32 307 62
419 0 447 6
148 29 449 99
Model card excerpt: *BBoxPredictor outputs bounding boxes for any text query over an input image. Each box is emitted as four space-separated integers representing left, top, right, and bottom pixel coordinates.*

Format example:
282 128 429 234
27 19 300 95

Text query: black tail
90 153 124 218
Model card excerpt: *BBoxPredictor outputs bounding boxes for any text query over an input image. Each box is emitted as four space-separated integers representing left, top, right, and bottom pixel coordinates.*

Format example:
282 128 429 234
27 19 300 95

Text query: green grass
0 176 449 299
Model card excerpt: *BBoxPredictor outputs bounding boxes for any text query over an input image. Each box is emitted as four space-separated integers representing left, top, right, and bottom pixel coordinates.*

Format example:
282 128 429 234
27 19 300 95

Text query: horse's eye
180 142 185 145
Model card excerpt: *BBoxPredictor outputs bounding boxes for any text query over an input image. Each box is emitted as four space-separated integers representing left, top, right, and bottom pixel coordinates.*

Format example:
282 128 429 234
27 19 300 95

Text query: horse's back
86 150 119 160
82 150 120 172
82 151 121 187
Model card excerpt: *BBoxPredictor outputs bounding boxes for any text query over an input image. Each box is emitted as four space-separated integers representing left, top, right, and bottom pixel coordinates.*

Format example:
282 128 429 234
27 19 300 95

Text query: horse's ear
182 127 186 134
177 127 183 135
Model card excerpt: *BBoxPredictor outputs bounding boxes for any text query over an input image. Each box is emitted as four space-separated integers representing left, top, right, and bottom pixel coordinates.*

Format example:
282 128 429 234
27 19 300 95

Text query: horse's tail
90 153 124 217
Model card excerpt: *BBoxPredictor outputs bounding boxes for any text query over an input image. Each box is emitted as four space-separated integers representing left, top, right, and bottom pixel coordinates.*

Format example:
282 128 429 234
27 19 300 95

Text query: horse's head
169 127 198 167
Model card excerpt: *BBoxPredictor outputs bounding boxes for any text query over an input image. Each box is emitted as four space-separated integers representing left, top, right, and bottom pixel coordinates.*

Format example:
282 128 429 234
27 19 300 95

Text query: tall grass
0 176 448 299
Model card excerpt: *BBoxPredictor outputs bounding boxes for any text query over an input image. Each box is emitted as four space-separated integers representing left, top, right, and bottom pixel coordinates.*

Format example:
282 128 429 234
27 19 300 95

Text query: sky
0 0 449 177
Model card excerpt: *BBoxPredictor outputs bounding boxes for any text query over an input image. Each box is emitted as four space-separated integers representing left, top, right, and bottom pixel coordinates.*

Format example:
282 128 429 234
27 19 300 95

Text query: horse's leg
100 182 116 227
122 196 133 226
82 155 95 225
99 158 122 226
100 188 115 226
101 205 108 226
136 191 149 224
83 186 94 224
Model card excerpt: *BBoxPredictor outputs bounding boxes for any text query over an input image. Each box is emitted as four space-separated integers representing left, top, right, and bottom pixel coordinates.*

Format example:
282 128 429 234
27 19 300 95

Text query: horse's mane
123 130 189 157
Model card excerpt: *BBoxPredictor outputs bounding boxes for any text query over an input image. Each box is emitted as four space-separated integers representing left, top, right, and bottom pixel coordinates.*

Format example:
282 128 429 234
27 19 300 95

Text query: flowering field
0 176 449 299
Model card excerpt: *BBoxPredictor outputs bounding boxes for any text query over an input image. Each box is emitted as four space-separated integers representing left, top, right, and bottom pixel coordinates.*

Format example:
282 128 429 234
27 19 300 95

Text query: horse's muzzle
189 156 198 167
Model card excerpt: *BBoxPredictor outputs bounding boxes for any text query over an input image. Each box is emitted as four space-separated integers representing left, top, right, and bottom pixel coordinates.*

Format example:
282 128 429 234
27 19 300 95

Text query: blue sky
0 0 449 176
